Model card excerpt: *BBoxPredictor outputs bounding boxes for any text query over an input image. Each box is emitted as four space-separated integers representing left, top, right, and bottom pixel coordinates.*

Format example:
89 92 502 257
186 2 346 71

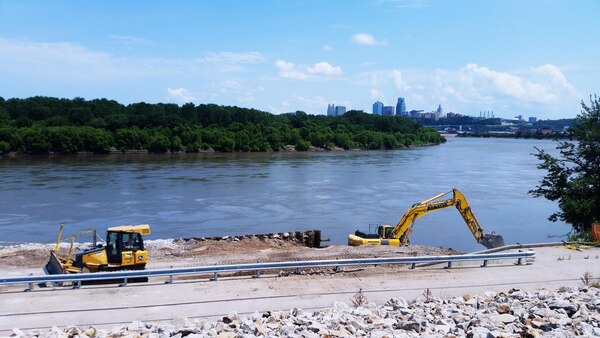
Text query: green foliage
295 140 311 151
0 141 9 153
0 96 445 154
530 95 600 233
567 230 594 243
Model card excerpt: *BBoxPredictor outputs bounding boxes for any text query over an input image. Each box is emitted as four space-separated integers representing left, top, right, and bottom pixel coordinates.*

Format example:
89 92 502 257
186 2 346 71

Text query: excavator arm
392 189 503 248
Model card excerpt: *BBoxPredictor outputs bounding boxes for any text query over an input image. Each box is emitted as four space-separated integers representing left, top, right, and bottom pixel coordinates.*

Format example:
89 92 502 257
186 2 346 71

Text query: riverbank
0 141 445 157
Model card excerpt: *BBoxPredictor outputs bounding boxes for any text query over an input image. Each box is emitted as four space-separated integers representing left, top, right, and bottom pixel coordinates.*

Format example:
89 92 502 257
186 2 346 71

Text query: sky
0 0 598 119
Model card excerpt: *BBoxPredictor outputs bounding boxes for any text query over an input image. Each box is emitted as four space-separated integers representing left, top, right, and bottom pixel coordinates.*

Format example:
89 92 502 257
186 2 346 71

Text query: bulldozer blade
44 251 66 275
481 232 505 249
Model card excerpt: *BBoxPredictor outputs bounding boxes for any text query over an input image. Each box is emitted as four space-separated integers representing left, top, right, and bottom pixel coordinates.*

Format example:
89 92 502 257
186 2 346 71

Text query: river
0 137 570 252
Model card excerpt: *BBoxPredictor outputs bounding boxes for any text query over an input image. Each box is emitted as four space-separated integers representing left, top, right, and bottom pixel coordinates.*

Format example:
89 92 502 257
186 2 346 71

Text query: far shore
0 142 444 157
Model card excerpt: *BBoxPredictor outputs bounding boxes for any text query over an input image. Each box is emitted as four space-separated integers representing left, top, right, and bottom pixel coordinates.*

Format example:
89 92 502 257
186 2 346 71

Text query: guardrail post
165 266 174 284
253 270 261 278
72 280 81 289
410 263 416 269
26 273 33 292
447 261 452 268
294 268 300 275
517 258 523 265
120 278 128 287
210 272 219 281
481 260 488 267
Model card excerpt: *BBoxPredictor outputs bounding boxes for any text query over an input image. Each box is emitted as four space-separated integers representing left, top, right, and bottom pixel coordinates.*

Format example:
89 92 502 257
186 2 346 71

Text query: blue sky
0 0 598 119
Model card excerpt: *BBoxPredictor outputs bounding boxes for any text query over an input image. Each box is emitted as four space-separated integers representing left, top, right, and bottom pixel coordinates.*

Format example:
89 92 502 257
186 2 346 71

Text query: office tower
372 101 383 115
382 106 395 116
396 97 406 116
327 104 336 116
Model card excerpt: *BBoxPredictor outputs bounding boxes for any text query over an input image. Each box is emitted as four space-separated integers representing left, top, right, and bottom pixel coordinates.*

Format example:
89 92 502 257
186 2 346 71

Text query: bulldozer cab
106 231 144 264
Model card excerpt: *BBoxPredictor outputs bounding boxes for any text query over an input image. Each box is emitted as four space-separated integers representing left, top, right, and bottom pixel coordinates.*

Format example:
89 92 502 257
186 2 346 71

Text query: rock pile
12 287 600 337
179 230 324 248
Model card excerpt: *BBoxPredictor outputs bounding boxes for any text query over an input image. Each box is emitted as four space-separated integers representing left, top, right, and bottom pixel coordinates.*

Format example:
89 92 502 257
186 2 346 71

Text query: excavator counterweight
348 189 505 249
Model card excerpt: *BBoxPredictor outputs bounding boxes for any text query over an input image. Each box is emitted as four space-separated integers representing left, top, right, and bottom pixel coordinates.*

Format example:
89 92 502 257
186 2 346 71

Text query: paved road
1 246 599 334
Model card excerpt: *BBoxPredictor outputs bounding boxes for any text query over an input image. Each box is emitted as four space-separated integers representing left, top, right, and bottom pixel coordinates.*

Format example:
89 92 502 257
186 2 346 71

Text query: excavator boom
348 189 504 249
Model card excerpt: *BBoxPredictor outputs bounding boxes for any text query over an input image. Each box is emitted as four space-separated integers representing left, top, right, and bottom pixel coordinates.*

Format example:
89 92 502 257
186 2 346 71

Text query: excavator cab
379 225 394 239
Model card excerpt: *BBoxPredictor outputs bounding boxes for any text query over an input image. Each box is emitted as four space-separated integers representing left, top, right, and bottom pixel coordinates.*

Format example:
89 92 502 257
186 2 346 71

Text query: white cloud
0 37 266 82
167 87 197 103
110 35 153 45
531 64 578 96
353 33 376 45
275 59 343 80
307 62 342 76
293 95 327 108
323 45 333 51
463 63 579 104
392 69 412 91
370 88 385 100
0 38 120 79
199 51 266 65
352 33 387 46
208 79 264 103
275 59 309 80
354 63 579 118
196 51 266 72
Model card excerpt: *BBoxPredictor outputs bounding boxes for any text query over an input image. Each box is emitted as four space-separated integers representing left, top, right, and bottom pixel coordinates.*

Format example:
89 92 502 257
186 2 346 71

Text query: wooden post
592 222 600 242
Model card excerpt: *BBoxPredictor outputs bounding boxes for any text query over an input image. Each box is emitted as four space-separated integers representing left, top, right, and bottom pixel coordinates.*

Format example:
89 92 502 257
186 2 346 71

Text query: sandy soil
0 237 462 276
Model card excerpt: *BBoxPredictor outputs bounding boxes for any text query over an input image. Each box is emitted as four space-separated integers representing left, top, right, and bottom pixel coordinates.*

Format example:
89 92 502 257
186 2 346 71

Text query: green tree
530 95 600 236
295 140 310 151
0 141 9 153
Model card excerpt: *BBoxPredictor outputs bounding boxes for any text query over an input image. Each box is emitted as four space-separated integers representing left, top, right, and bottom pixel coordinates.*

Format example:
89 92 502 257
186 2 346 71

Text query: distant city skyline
0 1 598 119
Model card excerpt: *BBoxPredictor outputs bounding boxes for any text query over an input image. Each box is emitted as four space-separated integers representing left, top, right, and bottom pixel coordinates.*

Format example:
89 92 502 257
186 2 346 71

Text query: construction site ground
2 237 600 334
0 236 462 277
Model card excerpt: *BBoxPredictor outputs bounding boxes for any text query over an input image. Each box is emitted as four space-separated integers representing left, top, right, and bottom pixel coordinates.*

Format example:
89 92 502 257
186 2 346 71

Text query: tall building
327 104 336 116
434 104 444 120
382 106 395 116
372 101 383 115
335 106 346 116
529 117 538 123
396 97 406 116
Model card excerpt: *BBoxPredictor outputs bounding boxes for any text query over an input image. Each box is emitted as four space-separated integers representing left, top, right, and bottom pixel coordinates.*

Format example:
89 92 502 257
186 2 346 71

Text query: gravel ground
9 286 600 337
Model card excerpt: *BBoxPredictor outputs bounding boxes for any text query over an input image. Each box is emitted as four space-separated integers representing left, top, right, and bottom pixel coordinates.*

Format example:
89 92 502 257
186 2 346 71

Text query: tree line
0 96 445 154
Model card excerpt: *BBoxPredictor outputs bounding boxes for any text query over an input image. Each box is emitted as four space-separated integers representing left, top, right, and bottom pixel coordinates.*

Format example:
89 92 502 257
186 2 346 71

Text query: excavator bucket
480 232 505 249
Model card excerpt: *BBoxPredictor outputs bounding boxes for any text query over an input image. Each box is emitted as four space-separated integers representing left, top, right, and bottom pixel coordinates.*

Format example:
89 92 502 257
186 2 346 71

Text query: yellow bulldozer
44 223 151 275
348 189 505 249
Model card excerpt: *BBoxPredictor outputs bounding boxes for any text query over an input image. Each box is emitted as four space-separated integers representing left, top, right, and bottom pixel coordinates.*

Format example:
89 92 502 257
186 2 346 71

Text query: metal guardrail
0 251 535 290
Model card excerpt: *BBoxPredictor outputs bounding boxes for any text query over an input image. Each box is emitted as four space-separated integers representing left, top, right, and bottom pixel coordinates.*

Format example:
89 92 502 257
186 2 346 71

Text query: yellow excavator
44 224 151 275
348 189 504 249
